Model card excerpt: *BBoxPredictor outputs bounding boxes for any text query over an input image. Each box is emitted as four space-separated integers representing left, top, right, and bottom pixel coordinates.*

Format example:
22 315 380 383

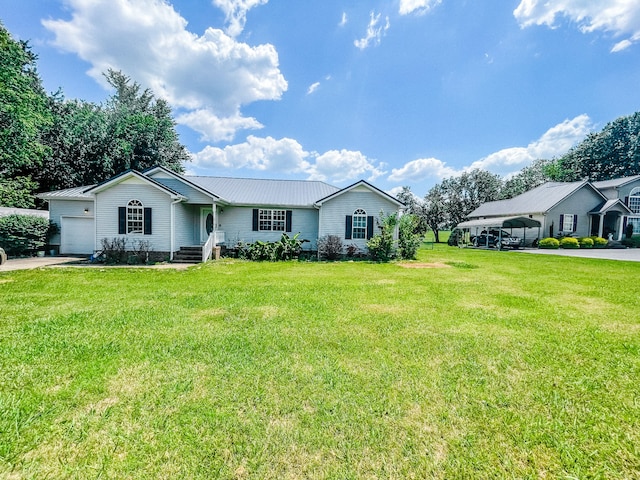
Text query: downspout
170 198 181 261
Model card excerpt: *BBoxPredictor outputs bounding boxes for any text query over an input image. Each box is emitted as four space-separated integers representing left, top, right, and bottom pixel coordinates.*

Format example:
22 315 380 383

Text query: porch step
173 246 202 264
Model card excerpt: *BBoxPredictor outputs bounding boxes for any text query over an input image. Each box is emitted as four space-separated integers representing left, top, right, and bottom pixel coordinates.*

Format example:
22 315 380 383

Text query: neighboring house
0 207 49 219
37 166 403 259
460 175 640 242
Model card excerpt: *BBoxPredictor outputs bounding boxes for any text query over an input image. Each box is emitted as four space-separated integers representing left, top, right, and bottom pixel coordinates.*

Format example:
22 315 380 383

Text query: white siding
48 199 94 245
95 181 173 252
319 188 401 250
220 206 319 249
174 203 199 247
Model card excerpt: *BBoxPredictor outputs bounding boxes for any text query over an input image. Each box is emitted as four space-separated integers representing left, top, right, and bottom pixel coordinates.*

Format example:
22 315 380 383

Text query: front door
200 208 214 243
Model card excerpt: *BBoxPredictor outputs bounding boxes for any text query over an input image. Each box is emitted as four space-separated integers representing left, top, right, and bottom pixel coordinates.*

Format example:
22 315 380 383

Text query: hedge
0 214 51 255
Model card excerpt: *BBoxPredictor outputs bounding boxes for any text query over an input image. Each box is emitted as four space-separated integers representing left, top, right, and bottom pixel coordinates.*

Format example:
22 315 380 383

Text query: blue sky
3 0 640 196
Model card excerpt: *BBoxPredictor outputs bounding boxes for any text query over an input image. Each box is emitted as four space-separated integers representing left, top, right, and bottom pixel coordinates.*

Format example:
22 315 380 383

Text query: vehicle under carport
455 216 542 249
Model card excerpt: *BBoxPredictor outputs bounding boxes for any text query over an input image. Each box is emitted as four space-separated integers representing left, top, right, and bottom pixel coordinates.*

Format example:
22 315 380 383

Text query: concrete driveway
514 248 640 262
0 256 88 272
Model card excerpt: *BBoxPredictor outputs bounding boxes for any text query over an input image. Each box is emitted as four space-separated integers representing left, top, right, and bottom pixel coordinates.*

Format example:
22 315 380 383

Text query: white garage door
61 216 95 254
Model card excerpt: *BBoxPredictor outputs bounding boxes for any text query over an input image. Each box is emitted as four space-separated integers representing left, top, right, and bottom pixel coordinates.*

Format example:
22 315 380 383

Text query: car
471 230 522 250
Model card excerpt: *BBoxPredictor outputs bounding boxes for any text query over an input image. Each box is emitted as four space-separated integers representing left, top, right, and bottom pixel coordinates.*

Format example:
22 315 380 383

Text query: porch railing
202 231 225 262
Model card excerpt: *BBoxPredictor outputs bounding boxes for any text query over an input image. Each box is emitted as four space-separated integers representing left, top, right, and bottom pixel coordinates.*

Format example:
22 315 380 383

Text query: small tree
398 214 423 260
317 235 343 260
626 222 634 239
367 212 398 262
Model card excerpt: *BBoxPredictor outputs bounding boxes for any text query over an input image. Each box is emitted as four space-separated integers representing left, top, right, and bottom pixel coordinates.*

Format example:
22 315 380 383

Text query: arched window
352 209 367 239
629 187 640 214
127 199 144 233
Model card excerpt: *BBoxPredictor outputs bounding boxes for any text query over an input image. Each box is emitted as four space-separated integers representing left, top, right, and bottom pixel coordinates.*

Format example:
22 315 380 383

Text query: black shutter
366 216 374 239
252 209 259 231
345 215 352 239
572 215 577 232
625 196 629 206
285 210 292 232
118 207 126 234
559 214 564 231
144 207 152 235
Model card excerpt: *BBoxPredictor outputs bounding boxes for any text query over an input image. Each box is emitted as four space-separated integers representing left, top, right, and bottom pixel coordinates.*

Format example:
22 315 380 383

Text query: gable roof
186 176 340 207
591 175 640 190
469 181 605 217
589 199 633 214
314 180 404 207
85 169 186 199
143 165 221 201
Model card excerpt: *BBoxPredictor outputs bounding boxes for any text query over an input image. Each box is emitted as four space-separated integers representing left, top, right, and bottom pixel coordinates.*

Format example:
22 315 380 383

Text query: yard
1 245 639 478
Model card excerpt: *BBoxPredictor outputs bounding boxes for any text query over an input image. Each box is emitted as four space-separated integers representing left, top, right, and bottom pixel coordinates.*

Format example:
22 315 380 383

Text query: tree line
1 23 188 208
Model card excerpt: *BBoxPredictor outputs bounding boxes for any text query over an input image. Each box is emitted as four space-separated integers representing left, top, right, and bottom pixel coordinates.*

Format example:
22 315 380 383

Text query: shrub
560 237 580 249
621 236 640 248
0 214 51 255
367 212 398 262
100 237 127 264
578 237 594 248
398 214 424 260
318 235 343 260
538 237 559 249
235 233 307 261
591 236 608 248
345 243 361 258
626 222 634 239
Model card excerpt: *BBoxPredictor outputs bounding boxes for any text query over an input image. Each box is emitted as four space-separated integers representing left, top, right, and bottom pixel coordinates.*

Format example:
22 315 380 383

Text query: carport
456 216 542 248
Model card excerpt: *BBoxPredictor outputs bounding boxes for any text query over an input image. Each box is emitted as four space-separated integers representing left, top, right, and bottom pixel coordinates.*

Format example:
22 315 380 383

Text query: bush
398 214 424 260
236 233 307 261
578 237 594 248
560 237 580 249
367 212 398 262
100 237 127 264
538 237 559 249
590 236 608 248
318 235 343 260
621 236 640 248
626 222 634 239
0 214 51 255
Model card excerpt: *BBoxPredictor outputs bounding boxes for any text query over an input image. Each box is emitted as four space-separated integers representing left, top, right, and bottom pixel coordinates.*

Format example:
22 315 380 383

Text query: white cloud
191 136 310 173
514 0 640 52
354 12 390 50
339 12 348 27
389 157 459 183
308 149 386 183
176 109 263 143
212 0 268 37
191 139 386 183
399 0 442 16
468 114 593 174
307 82 320 95
43 0 287 142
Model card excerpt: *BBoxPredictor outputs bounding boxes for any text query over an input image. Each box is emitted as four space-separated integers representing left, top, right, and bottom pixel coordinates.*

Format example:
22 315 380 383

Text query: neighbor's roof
186 176 340 207
37 185 95 200
591 175 640 190
0 206 50 218
469 181 600 217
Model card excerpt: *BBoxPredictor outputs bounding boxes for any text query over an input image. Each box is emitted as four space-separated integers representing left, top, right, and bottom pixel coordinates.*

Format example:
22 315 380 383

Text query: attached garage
60 216 95 254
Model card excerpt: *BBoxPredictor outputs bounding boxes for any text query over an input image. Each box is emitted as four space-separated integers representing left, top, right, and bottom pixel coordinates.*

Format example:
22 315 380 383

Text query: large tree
0 23 51 205
37 70 189 192
502 159 551 199
440 169 502 228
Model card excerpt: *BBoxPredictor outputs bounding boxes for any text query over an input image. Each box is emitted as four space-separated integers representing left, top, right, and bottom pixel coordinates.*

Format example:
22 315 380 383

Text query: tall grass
1 245 639 478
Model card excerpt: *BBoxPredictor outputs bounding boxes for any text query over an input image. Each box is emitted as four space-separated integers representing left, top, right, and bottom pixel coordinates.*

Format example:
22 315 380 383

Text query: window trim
256 209 289 232
629 187 640 214
127 199 144 234
560 213 576 232
352 209 367 239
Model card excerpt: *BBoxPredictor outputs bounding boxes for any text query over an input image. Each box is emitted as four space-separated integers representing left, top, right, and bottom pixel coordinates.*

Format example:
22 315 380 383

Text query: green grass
1 245 639 478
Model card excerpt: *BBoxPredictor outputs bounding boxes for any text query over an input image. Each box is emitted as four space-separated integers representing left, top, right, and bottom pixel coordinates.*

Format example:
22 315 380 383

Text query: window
629 187 640 214
127 200 144 233
560 213 576 232
352 209 367 239
258 209 286 231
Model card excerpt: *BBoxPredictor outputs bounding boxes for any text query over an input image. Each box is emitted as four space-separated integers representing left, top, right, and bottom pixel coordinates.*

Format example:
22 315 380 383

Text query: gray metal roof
591 175 640 189
589 199 632 214
37 185 95 200
469 181 592 217
458 216 541 229
186 176 340 207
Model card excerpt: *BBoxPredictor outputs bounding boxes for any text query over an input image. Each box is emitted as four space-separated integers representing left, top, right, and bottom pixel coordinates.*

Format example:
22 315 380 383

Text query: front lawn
1 245 639 478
